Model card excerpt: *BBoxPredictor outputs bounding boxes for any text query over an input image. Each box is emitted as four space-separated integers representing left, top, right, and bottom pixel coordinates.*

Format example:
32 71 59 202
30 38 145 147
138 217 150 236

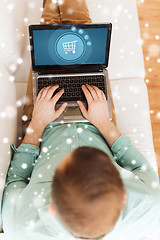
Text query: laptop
29 23 112 123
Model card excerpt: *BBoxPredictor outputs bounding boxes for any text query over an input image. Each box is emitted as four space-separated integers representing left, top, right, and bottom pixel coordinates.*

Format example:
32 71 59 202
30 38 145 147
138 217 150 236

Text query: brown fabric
22 0 116 132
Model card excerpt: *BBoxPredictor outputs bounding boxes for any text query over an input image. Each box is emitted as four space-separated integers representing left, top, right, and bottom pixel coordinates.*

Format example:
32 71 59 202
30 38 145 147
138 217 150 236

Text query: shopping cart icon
63 40 78 54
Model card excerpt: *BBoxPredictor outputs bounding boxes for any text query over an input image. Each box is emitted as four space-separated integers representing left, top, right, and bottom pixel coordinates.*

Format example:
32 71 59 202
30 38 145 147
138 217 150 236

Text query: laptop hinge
38 68 103 75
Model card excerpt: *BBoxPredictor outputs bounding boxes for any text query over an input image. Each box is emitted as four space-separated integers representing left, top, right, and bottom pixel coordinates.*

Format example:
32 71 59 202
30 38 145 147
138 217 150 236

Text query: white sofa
0 0 158 239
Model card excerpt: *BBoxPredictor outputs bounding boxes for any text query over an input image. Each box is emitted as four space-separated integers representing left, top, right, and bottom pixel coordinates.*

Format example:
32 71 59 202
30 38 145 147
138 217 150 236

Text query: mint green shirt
2 122 160 240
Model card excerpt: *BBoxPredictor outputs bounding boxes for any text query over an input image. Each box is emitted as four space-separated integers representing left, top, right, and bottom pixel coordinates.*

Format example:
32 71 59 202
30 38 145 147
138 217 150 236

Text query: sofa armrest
110 77 157 170
0 62 17 231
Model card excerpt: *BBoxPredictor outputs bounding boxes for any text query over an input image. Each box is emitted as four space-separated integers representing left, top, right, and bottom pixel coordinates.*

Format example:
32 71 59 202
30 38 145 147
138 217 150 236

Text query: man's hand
22 85 67 146
31 85 67 129
77 84 121 147
77 84 110 130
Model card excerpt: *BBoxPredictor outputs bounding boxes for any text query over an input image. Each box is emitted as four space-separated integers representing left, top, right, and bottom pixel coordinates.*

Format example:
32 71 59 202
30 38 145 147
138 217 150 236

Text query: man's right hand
77 84 110 130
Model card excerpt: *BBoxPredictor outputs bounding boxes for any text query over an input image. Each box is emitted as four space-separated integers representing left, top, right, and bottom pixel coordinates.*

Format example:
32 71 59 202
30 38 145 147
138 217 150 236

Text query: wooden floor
136 0 160 177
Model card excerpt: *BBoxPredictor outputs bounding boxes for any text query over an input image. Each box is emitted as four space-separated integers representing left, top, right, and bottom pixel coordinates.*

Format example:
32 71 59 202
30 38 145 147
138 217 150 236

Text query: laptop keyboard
37 75 106 102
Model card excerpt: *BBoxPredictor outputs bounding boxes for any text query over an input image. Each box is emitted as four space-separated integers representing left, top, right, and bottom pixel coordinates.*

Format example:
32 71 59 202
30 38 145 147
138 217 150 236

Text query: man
2 0 160 240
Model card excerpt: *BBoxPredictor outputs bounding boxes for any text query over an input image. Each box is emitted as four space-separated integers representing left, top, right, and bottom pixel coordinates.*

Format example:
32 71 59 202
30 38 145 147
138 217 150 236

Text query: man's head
50 146 126 239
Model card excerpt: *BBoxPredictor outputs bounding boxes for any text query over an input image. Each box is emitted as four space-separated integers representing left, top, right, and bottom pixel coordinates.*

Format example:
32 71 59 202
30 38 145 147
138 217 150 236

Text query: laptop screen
29 23 112 71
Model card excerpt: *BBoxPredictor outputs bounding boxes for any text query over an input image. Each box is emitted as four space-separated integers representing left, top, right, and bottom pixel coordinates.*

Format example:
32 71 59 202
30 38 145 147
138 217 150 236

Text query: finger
81 85 93 103
77 101 87 118
52 88 65 104
90 85 103 100
40 86 53 99
55 102 68 118
45 85 59 100
101 90 107 101
85 84 98 100
37 87 47 100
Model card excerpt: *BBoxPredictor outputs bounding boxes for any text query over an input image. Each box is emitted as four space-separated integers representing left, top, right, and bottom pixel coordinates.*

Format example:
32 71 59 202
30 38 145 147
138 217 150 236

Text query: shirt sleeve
5 143 40 187
111 135 159 186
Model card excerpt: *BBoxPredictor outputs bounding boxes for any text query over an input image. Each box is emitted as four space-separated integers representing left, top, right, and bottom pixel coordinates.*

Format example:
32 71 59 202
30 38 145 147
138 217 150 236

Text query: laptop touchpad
64 107 83 119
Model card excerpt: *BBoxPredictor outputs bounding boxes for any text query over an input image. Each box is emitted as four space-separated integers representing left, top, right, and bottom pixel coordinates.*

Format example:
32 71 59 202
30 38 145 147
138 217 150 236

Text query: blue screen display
33 27 108 66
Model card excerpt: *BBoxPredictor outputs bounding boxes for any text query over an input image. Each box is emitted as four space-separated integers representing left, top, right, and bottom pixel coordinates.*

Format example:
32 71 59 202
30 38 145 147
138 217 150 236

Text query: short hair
51 146 126 238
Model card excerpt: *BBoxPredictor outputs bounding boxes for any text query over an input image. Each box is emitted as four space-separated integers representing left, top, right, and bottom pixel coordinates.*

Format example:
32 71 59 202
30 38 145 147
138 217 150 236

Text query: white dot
156 112 160 119
26 127 34 134
7 3 14 10
148 44 160 57
138 38 144 45
24 18 28 23
141 165 147 171
47 165 51 169
40 18 44 23
0 112 6 118
77 128 83 133
38 174 42 178
132 160 136 165
1 43 5 48
3 138 9 144
58 0 64 5
42 147 48 153
133 103 138 108
84 35 89 40
21 163 27 169
79 29 84 34
145 79 149 83
152 181 158 188
71 26 76 31
155 35 160 40
9 64 17 73
89 137 93 141
22 115 28 121
66 138 72 144
145 56 150 61
16 100 22 107
145 23 149 28
17 58 23 64
157 58 160 63
39 138 43 142
9 76 15 82
67 8 73 14
132 128 137 133
150 110 154 114
67 124 71 127
40 7 44 12
84 125 88 128
28 1 35 8
148 68 152 72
